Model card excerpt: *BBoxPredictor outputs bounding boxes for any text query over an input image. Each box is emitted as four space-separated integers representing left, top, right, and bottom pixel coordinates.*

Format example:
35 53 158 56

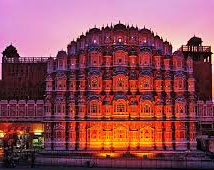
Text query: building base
36 150 214 169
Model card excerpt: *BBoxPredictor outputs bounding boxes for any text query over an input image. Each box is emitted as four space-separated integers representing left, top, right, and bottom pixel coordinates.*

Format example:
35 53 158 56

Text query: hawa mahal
43 23 197 152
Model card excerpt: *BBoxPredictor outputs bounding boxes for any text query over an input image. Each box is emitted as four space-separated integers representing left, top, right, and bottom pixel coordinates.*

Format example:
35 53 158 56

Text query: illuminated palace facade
44 23 197 152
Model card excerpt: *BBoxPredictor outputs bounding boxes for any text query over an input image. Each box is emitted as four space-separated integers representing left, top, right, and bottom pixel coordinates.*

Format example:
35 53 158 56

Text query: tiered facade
44 23 197 152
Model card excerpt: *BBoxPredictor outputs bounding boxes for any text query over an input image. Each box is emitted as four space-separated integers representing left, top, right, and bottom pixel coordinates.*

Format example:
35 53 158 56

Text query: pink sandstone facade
43 23 197 152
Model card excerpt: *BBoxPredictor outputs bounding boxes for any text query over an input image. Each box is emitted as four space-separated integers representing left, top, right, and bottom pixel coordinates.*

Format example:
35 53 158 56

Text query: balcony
180 45 211 53
3 57 49 63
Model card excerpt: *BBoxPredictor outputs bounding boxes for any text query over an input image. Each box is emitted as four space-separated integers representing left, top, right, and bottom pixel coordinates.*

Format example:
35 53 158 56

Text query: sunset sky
0 0 213 57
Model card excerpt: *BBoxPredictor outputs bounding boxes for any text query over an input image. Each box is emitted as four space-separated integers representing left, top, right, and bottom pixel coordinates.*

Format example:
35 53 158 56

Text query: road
0 165 154 170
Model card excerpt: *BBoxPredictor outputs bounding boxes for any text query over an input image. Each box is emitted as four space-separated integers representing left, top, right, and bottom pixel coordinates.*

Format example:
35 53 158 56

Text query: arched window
117 103 125 112
113 75 128 91
188 79 195 92
143 79 150 88
54 123 65 142
143 104 151 113
90 51 101 66
140 101 154 117
118 77 123 87
175 102 186 118
1 104 8 117
113 50 128 65
91 103 97 113
113 125 128 147
90 76 101 90
58 60 63 69
174 77 185 91
139 76 152 91
89 100 101 116
9 104 17 117
187 59 192 69
57 104 61 113
92 78 98 88
178 79 183 88
139 52 151 66
113 99 127 114
140 127 154 144
68 103 75 118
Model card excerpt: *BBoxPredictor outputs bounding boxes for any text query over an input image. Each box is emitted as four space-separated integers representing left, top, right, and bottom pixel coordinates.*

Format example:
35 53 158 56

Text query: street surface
0 166 161 170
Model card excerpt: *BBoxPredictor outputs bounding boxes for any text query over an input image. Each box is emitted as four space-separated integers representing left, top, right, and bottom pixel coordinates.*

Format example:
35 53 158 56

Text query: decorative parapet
196 100 214 122
0 99 44 122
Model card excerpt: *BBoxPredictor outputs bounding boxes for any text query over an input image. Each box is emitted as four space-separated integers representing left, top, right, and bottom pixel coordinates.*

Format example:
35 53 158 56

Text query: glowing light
133 152 155 159
0 131 5 138
34 132 42 135
18 131 24 135
96 152 120 158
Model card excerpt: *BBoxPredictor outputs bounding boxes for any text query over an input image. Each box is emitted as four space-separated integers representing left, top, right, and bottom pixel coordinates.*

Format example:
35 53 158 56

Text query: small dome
140 27 151 34
129 25 138 31
89 27 100 33
88 95 100 101
113 94 128 101
103 71 112 80
2 44 20 58
164 41 169 45
154 35 161 39
103 96 112 105
139 70 153 77
187 36 202 46
175 96 186 103
155 71 162 80
80 34 85 39
140 93 154 101
57 50 67 58
104 25 111 31
129 70 138 80
113 22 127 31
70 40 76 45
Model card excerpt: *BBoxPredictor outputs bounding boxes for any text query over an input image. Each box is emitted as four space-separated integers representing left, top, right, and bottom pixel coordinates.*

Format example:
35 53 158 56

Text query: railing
3 57 49 63
181 45 211 53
